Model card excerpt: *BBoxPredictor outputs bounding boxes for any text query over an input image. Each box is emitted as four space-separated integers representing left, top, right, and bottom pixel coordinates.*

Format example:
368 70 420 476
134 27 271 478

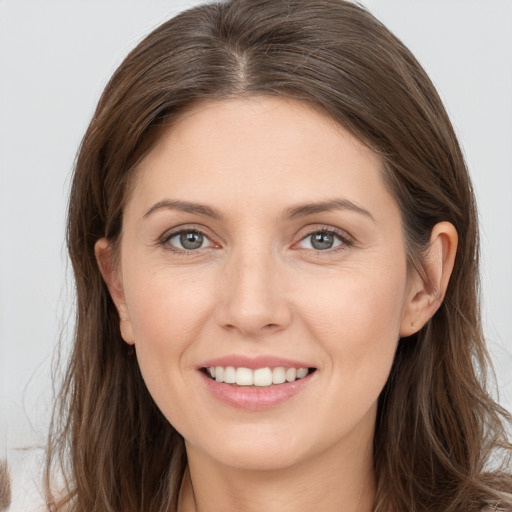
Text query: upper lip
198 355 315 370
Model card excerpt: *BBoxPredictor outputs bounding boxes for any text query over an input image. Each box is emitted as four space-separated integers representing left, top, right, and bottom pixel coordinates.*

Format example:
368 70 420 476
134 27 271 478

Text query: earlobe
94 238 135 345
400 222 458 337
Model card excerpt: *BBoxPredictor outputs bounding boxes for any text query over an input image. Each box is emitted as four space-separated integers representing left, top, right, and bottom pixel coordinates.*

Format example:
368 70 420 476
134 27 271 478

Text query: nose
215 245 292 337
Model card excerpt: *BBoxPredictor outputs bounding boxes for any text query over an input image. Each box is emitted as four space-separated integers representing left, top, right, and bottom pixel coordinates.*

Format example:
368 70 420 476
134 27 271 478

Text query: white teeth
206 366 311 386
224 366 236 384
236 367 253 386
254 368 273 387
272 367 286 384
285 367 297 382
296 368 308 379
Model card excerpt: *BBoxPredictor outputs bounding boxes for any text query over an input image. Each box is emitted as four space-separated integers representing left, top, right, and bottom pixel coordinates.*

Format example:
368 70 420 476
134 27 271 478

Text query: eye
164 229 214 251
297 230 347 251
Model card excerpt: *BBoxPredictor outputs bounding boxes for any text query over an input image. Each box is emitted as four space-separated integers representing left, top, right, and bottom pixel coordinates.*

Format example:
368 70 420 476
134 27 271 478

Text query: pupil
180 231 203 250
311 232 333 250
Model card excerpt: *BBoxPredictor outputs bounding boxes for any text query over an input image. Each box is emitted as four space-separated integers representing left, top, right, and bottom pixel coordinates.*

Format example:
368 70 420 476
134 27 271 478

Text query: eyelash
158 227 217 255
295 227 354 253
158 226 354 255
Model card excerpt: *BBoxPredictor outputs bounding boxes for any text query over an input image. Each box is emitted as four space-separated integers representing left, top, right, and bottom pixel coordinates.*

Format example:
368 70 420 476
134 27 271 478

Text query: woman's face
101 97 420 471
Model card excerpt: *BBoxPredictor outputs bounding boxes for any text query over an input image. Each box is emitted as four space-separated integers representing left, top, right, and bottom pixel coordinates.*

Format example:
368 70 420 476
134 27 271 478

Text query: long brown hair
0 460 11 512
46 1 512 510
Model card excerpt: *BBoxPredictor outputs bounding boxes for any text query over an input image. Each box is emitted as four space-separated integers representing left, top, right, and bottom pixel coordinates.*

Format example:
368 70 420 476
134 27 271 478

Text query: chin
185 425 315 472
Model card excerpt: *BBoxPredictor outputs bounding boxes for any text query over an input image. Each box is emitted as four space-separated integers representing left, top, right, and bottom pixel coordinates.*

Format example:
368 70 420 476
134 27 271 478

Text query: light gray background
1 1 511 509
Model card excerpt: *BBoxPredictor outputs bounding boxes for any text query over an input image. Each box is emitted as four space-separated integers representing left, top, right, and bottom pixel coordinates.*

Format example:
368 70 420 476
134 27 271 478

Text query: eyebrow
143 198 375 222
282 199 375 221
143 200 223 220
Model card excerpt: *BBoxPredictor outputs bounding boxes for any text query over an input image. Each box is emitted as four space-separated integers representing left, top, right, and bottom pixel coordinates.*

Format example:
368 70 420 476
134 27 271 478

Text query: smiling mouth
202 366 317 387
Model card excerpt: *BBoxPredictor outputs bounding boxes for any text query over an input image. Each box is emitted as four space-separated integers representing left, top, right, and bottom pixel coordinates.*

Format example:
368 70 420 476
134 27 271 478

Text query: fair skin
96 97 457 512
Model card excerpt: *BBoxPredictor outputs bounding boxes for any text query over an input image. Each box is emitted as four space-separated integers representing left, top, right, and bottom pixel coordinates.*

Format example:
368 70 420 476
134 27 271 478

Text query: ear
400 222 458 337
95 238 134 345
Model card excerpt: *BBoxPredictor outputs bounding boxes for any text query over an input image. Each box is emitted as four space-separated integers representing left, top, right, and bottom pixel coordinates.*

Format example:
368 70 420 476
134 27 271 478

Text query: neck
178 429 376 512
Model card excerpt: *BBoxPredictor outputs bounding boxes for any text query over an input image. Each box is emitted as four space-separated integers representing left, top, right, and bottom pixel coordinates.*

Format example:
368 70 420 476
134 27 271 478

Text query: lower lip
200 371 315 411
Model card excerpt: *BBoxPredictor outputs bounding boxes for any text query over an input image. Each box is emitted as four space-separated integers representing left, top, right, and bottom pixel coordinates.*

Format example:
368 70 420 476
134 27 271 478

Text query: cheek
293 268 406 435
304 265 405 329
299 264 407 380
125 266 213 341
122 269 215 393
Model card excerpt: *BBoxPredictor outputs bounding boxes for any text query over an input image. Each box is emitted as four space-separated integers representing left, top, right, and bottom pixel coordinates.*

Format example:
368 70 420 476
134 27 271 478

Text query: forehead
124 96 398 226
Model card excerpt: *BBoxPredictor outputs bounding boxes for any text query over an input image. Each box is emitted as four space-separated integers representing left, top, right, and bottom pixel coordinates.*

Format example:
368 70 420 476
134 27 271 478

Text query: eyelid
292 225 355 251
156 223 354 253
158 224 220 252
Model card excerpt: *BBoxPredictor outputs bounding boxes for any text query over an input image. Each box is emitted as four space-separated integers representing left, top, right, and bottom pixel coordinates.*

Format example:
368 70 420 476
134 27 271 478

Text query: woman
45 0 512 510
